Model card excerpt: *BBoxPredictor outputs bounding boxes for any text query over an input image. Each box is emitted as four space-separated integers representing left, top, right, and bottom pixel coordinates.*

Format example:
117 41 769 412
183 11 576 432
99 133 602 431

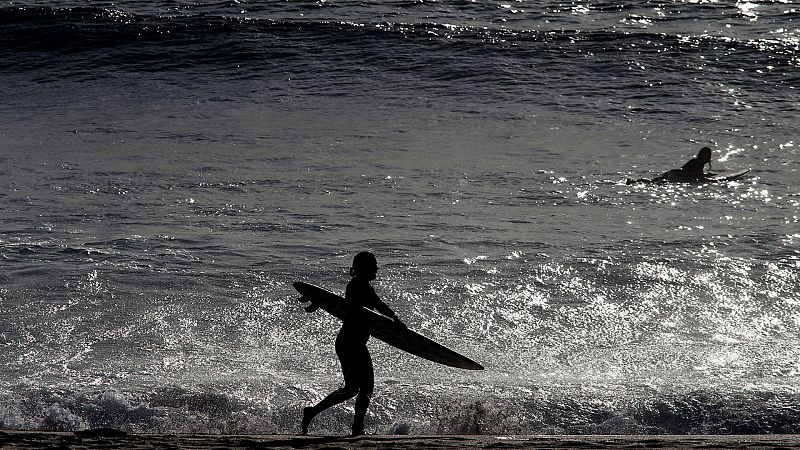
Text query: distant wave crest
2 5 796 77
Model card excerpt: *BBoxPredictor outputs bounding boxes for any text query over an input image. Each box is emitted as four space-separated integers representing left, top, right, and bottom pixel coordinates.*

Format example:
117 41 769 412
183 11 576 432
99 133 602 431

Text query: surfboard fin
298 296 321 313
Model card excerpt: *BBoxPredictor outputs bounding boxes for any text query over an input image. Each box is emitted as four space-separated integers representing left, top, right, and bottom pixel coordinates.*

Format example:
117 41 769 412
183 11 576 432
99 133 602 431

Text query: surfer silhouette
301 251 404 436
627 147 715 184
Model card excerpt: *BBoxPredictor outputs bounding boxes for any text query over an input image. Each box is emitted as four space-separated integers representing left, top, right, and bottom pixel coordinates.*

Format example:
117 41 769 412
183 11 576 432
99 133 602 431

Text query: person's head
698 147 712 162
350 251 378 280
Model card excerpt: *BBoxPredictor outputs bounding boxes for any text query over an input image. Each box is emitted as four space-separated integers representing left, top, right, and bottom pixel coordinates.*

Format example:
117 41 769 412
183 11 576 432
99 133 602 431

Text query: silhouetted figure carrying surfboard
301 251 404 436
627 146 715 184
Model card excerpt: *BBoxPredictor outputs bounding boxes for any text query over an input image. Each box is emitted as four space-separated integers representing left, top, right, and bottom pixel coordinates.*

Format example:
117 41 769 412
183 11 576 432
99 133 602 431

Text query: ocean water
1 0 799 435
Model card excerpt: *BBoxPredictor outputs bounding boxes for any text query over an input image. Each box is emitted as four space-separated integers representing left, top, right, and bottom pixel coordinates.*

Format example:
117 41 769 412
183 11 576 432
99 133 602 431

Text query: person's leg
351 348 374 436
302 343 359 434
302 383 360 433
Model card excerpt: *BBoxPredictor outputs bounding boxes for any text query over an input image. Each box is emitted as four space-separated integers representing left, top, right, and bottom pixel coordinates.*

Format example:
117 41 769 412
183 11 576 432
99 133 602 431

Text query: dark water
0 0 798 435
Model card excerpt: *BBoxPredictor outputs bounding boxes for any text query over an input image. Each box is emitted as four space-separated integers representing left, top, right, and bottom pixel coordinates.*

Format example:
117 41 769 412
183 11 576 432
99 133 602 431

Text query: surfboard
707 168 751 182
293 281 484 370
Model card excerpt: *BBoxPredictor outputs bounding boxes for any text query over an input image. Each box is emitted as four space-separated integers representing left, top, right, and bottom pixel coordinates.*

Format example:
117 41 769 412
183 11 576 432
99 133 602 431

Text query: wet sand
2 431 800 449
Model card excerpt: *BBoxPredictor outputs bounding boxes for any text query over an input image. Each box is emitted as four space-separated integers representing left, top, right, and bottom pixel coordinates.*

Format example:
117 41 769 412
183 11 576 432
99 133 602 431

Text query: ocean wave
2 5 796 78
2 383 799 434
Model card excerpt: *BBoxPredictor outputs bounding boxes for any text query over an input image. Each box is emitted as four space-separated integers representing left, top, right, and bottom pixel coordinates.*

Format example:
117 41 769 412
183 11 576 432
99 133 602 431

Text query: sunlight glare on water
0 0 798 436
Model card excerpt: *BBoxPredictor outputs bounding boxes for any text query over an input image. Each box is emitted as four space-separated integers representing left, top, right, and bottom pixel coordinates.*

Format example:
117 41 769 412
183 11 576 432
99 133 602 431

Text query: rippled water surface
1 0 798 435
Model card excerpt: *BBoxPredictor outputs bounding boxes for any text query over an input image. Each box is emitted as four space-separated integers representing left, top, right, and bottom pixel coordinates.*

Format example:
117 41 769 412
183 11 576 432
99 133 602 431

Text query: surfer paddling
627 146 715 184
301 251 405 436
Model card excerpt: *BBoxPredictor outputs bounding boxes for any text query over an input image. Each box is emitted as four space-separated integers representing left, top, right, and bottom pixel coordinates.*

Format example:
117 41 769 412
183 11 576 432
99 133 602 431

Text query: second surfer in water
301 251 404 436
627 146 715 184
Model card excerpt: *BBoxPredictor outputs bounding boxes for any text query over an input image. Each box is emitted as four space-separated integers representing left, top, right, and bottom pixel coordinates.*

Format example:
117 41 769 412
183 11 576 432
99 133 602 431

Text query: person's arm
348 281 405 324
370 294 406 327
373 297 399 320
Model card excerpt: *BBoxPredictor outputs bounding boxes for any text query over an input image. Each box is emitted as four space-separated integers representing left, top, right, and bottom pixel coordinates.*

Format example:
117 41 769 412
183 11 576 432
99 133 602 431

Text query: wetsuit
652 156 709 182
309 276 397 433
679 156 709 180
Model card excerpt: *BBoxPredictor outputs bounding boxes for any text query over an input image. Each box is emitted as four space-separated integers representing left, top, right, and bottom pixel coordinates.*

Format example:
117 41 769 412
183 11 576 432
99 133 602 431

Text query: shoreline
2 431 800 449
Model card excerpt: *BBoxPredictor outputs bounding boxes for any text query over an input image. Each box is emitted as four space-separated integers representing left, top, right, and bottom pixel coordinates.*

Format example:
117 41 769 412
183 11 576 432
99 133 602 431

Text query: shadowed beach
3 432 800 449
